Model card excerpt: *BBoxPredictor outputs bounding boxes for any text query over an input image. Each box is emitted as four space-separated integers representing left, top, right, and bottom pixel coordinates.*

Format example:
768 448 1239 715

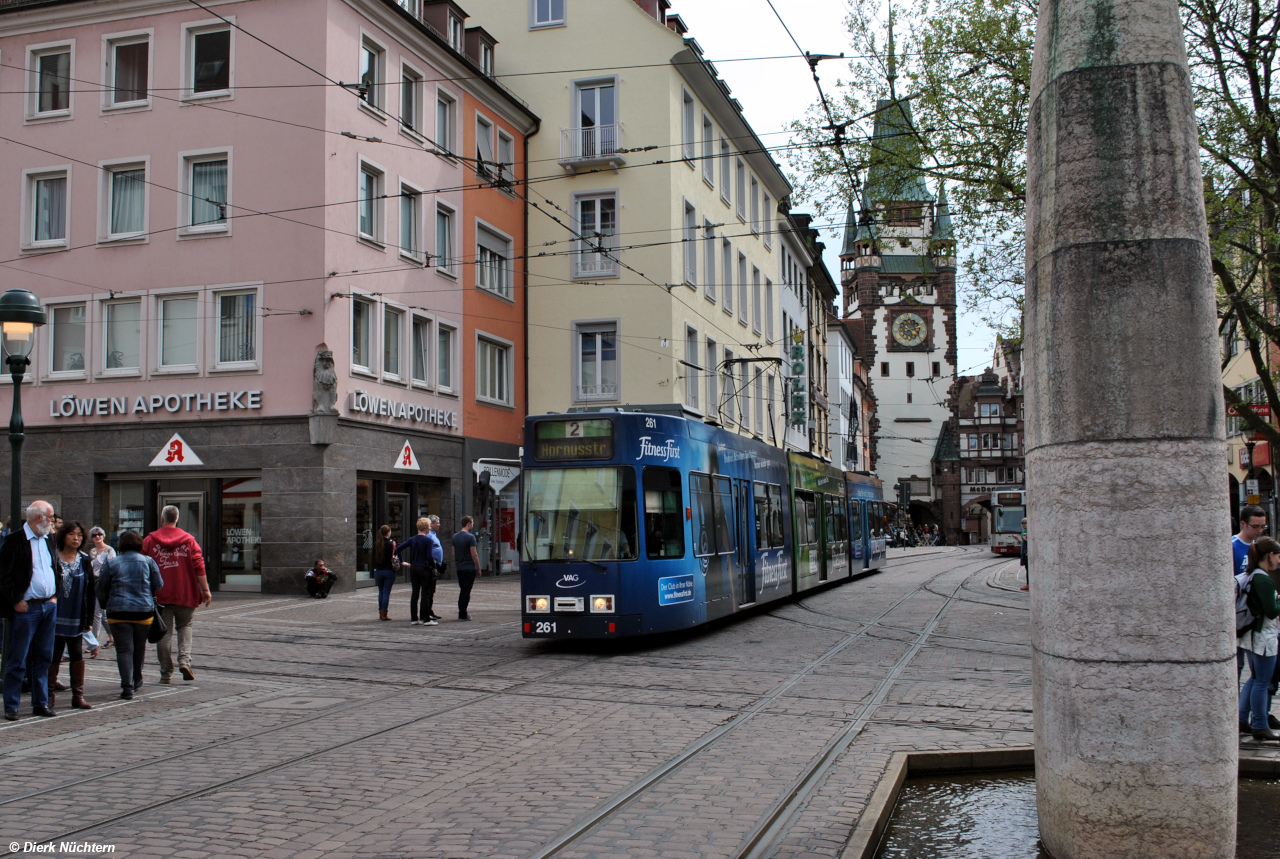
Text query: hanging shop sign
149 433 204 467
395 440 421 471
473 460 520 493
348 390 457 431
50 390 263 419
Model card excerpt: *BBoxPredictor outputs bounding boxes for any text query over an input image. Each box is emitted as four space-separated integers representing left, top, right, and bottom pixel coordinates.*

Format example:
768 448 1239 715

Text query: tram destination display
533 418 614 461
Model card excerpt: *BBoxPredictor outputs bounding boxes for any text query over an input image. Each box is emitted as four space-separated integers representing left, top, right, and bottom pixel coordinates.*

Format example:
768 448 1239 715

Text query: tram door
735 480 756 605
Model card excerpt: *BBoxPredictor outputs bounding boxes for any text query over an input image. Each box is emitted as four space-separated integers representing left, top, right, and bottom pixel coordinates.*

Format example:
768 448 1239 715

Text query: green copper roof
932 421 960 463
932 182 955 242
880 254 936 275
865 98 934 204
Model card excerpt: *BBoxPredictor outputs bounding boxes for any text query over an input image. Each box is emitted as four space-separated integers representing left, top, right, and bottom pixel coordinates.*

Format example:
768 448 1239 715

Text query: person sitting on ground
305 560 337 598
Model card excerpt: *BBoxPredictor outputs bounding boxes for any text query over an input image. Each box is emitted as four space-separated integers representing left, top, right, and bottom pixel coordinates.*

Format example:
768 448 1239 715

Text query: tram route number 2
533 621 557 634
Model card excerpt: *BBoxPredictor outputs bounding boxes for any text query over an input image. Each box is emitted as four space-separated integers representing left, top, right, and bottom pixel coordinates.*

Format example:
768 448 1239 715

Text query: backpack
1236 570 1259 636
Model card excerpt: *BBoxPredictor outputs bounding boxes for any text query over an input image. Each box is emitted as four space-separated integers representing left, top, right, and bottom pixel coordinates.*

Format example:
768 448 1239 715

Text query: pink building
0 0 537 592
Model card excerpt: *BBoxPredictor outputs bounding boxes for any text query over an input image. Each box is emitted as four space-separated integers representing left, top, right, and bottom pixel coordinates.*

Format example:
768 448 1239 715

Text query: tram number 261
533 621 557 634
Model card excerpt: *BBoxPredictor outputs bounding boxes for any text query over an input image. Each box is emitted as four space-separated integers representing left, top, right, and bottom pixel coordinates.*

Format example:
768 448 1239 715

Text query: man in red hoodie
144 505 211 683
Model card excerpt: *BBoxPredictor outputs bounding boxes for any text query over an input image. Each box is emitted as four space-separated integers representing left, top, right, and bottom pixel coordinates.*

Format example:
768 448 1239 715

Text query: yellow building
466 0 796 441
1222 320 1275 524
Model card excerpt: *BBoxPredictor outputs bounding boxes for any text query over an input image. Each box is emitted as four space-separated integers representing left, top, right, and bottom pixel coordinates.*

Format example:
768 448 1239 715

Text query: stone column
1025 0 1236 856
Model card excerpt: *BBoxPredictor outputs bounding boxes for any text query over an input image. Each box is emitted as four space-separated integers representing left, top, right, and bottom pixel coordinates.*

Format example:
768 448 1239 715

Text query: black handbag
147 606 168 644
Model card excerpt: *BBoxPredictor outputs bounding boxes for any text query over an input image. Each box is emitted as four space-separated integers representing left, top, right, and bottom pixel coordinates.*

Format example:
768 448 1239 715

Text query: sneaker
120 691 133 700
179 666 195 681
411 620 421 625
430 614 442 620
458 614 472 621
159 677 172 685
423 619 439 626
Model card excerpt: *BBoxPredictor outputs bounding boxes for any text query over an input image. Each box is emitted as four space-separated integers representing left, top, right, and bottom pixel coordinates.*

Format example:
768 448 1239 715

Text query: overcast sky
673 0 998 375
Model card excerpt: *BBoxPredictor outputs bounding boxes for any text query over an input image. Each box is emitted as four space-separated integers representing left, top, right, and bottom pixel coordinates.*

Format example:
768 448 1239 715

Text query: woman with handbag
96 530 163 700
373 525 398 621
48 522 95 710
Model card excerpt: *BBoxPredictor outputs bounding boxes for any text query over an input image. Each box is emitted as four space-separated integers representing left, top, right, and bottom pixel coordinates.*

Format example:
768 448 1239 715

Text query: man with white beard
0 501 59 720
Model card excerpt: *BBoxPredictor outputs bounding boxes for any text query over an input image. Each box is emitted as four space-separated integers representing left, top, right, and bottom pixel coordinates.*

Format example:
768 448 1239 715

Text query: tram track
527 553 1005 859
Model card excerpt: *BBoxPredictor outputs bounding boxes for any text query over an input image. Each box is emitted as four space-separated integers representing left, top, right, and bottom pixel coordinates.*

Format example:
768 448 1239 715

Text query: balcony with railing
559 124 626 172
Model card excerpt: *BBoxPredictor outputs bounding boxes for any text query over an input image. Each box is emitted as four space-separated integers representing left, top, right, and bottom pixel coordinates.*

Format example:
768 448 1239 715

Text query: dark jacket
97 551 163 615
56 551 96 632
0 527 59 618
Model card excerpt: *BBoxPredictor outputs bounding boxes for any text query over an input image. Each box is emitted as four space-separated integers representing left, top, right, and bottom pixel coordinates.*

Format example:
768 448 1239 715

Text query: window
28 171 68 247
159 296 197 369
186 155 228 231
532 0 565 27
435 91 455 154
188 26 231 96
906 362 915 377
932 361 941 378
448 16 464 51
577 323 618 400
736 159 746 219
754 370 764 432
685 326 700 410
722 240 733 314
476 114 496 180
765 279 775 342
477 224 513 298
359 38 385 111
103 299 141 371
358 163 383 242
703 221 717 302
701 115 715 184
691 473 734 557
437 325 454 390
397 0 421 13
721 349 735 425
352 298 373 370
705 339 718 417
737 253 748 325
105 163 146 239
400 65 422 132
907 393 913 403
497 131 515 186
767 375 776 431
750 176 760 234
644 468 685 559
217 291 256 366
754 482 785 549
683 202 697 285
720 139 731 204
107 37 149 107
739 363 750 428
30 45 71 116
50 304 86 374
435 205 454 273
411 316 432 385
762 193 772 248
574 81 617 158
751 266 762 334
384 307 402 378
480 42 494 76
881 362 889 377
574 194 618 277
477 336 511 405
400 184 420 260
681 90 695 161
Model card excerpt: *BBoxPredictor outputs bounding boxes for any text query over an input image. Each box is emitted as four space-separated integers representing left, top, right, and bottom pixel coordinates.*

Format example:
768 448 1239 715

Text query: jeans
374 569 396 612
110 621 150 695
2 600 56 713
1240 649 1278 730
409 568 435 621
156 605 196 680
457 569 476 617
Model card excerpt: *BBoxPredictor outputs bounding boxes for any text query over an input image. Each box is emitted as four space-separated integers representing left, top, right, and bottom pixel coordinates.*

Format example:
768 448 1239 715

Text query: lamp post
0 288 45 687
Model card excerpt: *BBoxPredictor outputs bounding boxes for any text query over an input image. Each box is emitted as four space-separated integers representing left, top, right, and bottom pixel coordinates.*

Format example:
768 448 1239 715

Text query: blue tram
520 410 886 639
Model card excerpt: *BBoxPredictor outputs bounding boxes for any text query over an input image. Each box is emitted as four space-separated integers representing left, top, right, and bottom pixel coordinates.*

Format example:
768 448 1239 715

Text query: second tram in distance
520 410 892 639
990 490 1027 555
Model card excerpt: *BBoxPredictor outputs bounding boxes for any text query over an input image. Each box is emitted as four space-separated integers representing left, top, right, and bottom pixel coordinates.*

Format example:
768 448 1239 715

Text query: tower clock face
892 312 927 348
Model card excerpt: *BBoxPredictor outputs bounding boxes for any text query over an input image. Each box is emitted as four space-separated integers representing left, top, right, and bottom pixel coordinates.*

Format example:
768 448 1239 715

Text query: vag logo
556 574 585 589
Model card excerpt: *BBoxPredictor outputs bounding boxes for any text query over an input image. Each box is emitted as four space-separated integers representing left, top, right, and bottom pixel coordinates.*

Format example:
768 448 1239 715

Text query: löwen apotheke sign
50 390 263 419
349 390 457 431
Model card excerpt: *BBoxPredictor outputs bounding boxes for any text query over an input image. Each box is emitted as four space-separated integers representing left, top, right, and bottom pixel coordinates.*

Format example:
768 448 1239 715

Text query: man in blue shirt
396 516 444 626
452 516 480 621
0 501 59 720
1233 505 1267 577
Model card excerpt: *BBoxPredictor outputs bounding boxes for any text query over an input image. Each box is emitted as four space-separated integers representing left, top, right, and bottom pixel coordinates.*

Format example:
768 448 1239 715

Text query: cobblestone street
0 547 1260 858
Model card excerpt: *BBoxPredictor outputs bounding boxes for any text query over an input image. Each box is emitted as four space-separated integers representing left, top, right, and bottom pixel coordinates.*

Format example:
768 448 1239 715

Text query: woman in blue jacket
97 530 163 700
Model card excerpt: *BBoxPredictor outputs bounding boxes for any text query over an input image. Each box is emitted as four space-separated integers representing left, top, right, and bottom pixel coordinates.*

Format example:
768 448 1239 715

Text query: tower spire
886 3 897 99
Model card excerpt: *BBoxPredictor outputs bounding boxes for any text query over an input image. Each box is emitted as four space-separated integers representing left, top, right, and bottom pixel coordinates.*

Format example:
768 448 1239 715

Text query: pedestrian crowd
1 501 209 720
372 514 480 624
888 524 940 548
1232 504 1280 742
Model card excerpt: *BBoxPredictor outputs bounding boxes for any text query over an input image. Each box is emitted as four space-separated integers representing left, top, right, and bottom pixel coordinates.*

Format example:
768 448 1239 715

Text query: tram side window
768 484 784 547
796 492 818 546
644 467 686 559
713 476 735 555
827 499 847 547
850 501 863 541
691 472 735 557
753 482 774 550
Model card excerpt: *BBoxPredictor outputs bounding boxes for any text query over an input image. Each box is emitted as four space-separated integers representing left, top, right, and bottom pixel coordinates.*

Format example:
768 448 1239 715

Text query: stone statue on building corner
311 348 338 415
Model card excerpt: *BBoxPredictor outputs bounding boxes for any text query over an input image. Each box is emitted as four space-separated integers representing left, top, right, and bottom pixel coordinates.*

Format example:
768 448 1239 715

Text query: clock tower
839 48 958 534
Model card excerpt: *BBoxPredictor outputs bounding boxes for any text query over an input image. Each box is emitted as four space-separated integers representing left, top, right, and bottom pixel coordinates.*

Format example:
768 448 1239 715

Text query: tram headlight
591 595 614 613
526 596 550 613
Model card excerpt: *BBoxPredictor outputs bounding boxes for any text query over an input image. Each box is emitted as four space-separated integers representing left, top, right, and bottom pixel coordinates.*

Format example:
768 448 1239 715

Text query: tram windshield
523 467 638 562
993 505 1026 534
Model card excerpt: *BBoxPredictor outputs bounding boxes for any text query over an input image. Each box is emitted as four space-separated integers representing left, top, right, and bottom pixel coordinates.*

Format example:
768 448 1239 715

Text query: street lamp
0 289 47 532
